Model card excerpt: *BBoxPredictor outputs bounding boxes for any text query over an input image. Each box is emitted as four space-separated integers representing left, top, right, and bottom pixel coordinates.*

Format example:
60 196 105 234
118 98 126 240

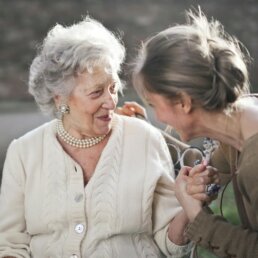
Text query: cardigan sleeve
0 140 31 258
149 132 192 257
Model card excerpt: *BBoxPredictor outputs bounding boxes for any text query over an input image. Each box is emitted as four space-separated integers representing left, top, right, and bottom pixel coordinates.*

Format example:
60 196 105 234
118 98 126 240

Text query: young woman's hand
116 101 147 119
186 165 220 203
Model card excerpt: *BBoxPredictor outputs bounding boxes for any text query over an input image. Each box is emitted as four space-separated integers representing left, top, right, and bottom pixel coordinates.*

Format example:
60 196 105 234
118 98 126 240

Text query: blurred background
1 0 258 169
0 1 257 256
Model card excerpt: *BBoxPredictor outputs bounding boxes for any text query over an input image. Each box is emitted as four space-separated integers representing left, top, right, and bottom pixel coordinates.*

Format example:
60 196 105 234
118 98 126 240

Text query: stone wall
1 0 258 101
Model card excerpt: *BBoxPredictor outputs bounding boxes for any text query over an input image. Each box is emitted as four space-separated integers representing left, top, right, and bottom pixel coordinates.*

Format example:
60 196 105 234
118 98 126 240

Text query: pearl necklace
56 119 107 148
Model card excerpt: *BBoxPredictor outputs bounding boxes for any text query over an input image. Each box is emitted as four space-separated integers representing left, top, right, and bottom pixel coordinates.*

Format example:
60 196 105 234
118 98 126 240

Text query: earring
59 104 70 115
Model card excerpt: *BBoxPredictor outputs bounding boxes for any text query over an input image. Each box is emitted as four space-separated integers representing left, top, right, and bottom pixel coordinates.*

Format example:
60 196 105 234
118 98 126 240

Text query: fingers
124 101 143 110
175 166 193 193
186 182 205 196
115 107 123 115
186 165 220 202
190 193 209 202
177 166 192 179
187 176 219 202
190 166 220 183
115 101 147 118
115 106 136 117
175 169 204 221
201 166 219 177
124 101 147 118
191 173 220 186
188 164 206 177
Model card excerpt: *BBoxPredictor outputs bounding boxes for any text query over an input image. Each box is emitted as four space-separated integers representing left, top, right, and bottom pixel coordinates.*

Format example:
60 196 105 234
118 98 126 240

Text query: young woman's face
145 92 194 141
62 67 119 137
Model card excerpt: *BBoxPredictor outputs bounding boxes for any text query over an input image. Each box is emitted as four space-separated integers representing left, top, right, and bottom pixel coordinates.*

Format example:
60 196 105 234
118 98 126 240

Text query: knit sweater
0 115 191 258
185 133 258 258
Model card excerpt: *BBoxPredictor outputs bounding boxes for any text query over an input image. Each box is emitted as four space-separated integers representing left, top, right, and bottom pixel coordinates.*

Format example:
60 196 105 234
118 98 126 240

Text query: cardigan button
75 223 84 234
74 193 83 202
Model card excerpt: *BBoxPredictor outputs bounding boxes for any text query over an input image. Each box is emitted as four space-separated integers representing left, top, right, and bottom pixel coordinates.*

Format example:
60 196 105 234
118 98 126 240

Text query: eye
110 83 118 94
148 102 154 108
90 89 103 98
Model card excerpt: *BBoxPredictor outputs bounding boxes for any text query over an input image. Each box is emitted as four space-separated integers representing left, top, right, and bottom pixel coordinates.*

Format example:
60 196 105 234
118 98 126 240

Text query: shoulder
115 114 171 160
238 97 258 141
114 115 174 176
116 114 162 138
240 133 258 162
8 120 56 151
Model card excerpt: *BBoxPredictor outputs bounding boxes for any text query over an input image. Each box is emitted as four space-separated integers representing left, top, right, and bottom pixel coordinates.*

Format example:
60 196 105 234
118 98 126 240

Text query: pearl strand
56 119 107 148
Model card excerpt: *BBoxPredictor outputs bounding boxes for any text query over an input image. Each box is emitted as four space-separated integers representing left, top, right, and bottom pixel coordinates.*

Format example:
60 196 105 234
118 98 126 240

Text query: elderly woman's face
64 67 119 137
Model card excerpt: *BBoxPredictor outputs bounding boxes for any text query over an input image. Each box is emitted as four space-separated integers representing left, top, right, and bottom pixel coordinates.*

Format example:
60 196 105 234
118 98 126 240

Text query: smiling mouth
97 114 112 122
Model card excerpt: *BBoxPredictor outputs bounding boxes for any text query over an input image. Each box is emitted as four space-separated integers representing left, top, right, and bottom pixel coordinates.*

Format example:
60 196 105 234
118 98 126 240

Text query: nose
102 92 117 110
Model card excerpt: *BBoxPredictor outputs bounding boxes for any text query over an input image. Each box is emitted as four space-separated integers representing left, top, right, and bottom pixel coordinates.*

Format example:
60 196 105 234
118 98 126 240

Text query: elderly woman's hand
186 164 220 204
116 101 147 119
175 166 203 222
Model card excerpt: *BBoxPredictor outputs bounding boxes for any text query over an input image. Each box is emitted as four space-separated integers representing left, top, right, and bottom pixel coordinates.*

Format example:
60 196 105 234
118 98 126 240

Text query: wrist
168 210 190 245
185 204 202 223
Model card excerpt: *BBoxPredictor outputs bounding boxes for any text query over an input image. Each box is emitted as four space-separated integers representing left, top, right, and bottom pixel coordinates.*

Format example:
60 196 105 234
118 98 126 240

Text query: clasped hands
175 164 220 222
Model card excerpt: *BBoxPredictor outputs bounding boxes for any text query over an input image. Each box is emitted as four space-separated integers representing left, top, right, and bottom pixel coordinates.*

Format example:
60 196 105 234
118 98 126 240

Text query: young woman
133 9 258 258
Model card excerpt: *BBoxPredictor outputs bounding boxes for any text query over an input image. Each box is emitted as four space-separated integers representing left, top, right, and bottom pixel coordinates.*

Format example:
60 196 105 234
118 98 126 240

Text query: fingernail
202 159 208 166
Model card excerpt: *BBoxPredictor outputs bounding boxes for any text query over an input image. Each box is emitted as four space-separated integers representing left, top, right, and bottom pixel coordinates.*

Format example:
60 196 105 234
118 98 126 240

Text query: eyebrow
96 80 117 88
86 80 117 93
87 82 106 91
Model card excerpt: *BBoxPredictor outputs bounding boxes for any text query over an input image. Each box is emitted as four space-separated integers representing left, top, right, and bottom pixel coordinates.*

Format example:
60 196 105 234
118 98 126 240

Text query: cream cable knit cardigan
0 115 191 258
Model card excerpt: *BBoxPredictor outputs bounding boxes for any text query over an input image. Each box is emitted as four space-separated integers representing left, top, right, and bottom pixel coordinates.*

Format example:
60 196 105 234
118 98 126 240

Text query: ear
180 93 192 114
54 95 61 107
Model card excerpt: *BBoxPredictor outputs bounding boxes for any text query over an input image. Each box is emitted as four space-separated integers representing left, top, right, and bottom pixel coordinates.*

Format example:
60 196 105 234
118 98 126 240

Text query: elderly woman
0 16 217 258
133 8 258 258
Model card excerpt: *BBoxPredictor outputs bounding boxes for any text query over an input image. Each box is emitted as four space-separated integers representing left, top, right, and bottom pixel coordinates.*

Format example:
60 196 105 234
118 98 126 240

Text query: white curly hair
29 16 126 116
